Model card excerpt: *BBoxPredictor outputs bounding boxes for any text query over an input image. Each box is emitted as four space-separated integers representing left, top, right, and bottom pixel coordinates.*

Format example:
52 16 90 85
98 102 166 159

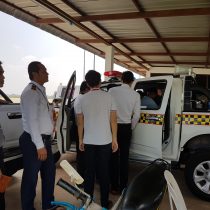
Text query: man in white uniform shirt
109 71 140 194
19 61 56 210
0 61 6 210
75 70 118 209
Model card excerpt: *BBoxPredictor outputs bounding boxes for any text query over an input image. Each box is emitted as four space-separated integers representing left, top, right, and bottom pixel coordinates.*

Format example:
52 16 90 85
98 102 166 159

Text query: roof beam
121 52 208 56
78 37 210 43
141 61 207 65
36 18 63 24
74 7 210 22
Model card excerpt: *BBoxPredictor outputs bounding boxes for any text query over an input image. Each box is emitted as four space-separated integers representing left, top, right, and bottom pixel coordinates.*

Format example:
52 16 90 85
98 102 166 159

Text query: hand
37 147 47 161
112 140 118 153
79 142 84 151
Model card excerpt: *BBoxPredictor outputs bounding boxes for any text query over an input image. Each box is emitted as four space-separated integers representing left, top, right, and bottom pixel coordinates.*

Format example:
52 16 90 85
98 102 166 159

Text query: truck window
0 89 13 104
134 80 167 110
184 76 210 112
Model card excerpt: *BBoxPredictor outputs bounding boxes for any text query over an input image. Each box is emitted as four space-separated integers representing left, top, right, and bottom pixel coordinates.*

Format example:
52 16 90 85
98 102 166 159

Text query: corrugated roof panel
65 0 137 15
175 56 206 62
112 43 133 53
141 0 210 10
152 64 175 67
9 0 36 7
167 42 207 52
1 0 210 71
55 26 93 39
25 6 52 17
99 19 155 38
82 22 113 39
141 56 173 62
152 16 210 37
49 1 81 16
127 43 166 52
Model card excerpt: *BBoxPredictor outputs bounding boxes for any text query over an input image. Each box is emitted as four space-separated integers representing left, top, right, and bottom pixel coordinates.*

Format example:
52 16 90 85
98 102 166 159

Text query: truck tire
185 152 210 201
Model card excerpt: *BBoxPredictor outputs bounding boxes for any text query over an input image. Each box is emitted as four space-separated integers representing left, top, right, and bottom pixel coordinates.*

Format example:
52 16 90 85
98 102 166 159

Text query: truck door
130 76 173 162
0 91 22 158
56 71 76 153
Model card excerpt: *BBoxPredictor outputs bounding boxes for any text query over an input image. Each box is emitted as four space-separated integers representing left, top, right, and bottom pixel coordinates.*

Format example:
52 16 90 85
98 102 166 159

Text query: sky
0 11 139 96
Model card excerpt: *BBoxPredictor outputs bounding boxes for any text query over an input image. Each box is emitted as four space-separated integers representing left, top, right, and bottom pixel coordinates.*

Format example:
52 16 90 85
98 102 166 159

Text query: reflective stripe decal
140 113 164 125
175 114 210 126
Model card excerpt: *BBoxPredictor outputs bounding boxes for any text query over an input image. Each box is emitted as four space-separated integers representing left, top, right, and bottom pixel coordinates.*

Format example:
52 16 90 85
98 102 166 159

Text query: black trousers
19 132 55 210
0 147 5 210
111 123 132 191
74 126 85 179
84 143 111 209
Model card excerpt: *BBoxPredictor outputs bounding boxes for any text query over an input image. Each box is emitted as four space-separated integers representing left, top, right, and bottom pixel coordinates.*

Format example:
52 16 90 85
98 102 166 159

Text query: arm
110 111 118 152
0 149 3 177
132 94 141 129
76 113 84 151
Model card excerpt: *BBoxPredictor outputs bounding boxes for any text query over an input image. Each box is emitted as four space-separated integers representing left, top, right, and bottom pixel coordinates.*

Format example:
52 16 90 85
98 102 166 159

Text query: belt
41 134 51 140
24 131 51 139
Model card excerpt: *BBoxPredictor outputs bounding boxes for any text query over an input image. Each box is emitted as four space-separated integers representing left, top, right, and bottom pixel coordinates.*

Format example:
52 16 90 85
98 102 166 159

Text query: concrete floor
4 152 210 210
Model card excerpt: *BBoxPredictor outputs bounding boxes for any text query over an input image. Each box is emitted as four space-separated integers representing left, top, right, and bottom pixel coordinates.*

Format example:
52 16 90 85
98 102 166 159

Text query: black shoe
102 200 113 209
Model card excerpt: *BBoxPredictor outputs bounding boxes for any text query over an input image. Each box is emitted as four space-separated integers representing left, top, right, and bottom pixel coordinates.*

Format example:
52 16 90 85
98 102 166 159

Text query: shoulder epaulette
31 84 37 91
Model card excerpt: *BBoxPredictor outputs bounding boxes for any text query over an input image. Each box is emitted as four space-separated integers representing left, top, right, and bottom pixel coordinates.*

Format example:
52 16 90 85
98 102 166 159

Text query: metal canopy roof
1 0 210 75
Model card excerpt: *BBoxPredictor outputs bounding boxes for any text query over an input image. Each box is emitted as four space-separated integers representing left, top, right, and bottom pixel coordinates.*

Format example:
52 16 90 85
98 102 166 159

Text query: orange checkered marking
175 114 210 126
140 113 164 125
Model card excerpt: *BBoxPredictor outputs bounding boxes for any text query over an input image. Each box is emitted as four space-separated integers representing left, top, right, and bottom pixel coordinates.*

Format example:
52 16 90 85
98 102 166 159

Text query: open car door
56 71 76 153
130 76 173 162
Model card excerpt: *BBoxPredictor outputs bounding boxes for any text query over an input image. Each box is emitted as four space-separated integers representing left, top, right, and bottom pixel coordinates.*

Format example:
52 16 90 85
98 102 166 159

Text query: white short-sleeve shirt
75 89 116 145
109 84 141 128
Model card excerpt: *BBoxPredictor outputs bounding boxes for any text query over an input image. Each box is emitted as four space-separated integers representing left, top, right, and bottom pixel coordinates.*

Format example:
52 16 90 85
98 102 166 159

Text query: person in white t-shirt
75 70 118 209
109 71 141 194
73 81 90 179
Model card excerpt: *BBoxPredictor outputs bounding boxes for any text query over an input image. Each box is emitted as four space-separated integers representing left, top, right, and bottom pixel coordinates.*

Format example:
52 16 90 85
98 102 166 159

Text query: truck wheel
185 152 210 201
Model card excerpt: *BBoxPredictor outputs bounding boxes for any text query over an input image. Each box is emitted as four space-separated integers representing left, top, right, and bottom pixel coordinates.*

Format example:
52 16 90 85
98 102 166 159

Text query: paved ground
4 152 210 210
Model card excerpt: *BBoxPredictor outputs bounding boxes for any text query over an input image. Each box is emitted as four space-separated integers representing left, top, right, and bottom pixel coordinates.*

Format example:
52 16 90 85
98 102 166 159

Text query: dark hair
121 71 134 84
137 90 145 99
0 61 3 72
79 81 90 94
28 61 42 80
85 70 101 88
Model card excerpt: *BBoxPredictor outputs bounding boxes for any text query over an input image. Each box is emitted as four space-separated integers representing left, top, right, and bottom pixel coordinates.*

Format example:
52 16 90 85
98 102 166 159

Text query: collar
30 81 45 92
90 88 100 91
122 83 130 88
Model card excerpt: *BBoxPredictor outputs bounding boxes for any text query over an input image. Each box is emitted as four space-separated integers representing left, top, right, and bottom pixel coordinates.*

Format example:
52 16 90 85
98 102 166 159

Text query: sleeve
74 96 82 114
0 125 5 148
0 146 4 170
132 93 141 129
110 95 117 111
21 90 44 149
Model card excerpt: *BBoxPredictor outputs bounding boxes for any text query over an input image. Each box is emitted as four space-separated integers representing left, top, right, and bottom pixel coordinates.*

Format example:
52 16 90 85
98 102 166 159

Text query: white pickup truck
57 71 210 201
0 89 60 176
